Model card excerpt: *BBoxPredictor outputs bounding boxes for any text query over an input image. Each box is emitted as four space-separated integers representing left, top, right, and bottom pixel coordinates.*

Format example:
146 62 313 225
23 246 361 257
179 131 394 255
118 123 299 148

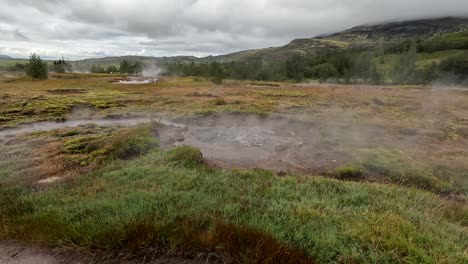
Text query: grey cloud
13 29 29 41
0 27 30 41
0 0 467 59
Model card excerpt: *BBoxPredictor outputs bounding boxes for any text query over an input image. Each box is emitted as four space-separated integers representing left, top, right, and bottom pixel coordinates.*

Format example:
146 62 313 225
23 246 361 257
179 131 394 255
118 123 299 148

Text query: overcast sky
0 0 467 60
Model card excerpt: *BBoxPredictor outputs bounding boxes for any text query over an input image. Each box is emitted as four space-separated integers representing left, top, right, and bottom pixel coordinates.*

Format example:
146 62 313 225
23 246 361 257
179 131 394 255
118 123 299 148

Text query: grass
0 73 468 262
2 73 468 192
0 75 305 127
332 165 365 180
0 75 124 127
252 89 308 97
0 58 29 67
357 148 454 193
0 125 158 186
61 123 158 166
0 134 466 263
165 145 204 168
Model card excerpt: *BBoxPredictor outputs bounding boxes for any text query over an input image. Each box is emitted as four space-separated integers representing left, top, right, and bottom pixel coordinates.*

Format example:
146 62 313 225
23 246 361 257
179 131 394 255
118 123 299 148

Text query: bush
165 145 204 167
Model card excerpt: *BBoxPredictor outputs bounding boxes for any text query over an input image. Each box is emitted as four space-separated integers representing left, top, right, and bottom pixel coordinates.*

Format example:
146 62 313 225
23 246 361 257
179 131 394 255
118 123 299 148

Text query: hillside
326 17 468 44
207 17 468 62
200 38 349 63
0 55 13 59
2 16 468 69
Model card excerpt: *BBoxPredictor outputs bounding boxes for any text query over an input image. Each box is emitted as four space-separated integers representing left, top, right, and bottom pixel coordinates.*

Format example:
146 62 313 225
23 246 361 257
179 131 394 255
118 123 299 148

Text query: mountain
200 38 349 63
0 55 13 59
324 17 468 44
201 16 468 62
74 16 468 66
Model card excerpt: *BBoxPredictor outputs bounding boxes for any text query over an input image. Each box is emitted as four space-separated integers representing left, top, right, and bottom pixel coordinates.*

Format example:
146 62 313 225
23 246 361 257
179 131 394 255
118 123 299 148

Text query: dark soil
0 241 222 264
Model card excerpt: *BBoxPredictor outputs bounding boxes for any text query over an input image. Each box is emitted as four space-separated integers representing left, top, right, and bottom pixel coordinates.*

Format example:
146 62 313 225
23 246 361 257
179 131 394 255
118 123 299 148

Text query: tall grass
0 142 466 263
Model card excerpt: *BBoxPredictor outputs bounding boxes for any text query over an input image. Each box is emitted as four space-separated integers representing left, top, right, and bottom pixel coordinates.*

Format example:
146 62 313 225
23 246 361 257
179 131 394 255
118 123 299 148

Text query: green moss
107 124 158 159
333 165 365 180
60 124 157 166
165 145 204 168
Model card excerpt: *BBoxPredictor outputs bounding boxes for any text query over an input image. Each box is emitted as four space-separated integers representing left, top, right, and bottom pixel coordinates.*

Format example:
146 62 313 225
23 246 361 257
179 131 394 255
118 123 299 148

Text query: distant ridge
72 16 468 65
325 16 468 42
0 55 13 59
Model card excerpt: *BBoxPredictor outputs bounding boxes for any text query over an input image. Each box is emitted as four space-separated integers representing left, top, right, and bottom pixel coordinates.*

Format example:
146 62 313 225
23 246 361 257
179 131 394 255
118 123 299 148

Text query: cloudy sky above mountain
0 0 467 60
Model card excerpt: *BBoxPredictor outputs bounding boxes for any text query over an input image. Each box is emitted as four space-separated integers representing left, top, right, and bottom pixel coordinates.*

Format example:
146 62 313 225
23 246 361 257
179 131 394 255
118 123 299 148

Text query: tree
91 65 105 73
107 65 118 73
119 60 130 74
311 63 338 82
208 62 224 84
25 53 48 79
52 56 71 73
391 42 417 84
119 60 143 75
286 54 305 82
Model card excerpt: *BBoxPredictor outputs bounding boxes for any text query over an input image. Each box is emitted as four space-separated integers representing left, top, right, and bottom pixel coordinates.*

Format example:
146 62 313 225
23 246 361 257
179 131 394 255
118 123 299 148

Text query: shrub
165 145 204 167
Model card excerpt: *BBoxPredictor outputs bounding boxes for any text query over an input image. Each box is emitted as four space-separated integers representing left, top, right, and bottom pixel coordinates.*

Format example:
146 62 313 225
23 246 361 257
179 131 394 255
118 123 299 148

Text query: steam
117 62 162 84
142 63 162 77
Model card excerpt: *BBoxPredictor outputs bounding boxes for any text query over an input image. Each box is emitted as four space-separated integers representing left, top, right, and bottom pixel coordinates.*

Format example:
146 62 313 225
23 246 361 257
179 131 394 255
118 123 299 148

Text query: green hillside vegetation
201 39 349 63
164 41 468 85
418 31 468 52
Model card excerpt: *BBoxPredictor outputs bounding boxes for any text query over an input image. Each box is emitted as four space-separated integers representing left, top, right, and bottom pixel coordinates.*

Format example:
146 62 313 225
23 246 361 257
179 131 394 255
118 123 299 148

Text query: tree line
3 55 144 79
7 41 468 85
163 41 468 85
